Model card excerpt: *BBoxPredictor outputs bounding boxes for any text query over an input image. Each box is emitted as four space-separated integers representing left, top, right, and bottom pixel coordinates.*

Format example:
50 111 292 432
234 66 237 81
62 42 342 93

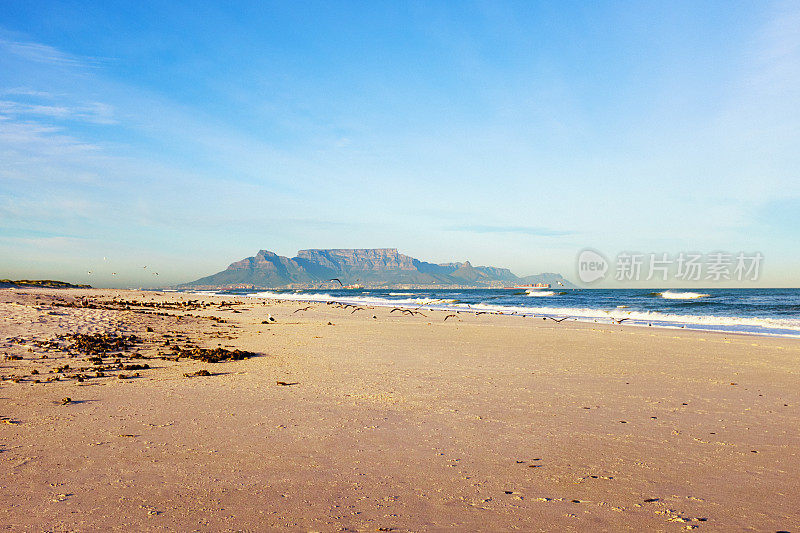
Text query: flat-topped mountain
181 248 575 289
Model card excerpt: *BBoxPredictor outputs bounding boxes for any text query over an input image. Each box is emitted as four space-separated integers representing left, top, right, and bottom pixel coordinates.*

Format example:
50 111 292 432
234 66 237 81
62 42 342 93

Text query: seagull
612 318 629 324
544 316 569 323
329 278 343 287
557 281 564 286
293 306 313 313
266 314 276 322
444 314 456 321
87 271 92 275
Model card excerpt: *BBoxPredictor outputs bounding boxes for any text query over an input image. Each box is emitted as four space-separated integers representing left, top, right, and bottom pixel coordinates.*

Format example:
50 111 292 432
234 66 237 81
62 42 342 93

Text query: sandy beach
1 288 799 531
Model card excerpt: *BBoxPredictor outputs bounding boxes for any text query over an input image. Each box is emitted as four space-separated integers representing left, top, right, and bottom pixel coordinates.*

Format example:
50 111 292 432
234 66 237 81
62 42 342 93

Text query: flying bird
444 314 456 321
329 278 343 287
613 318 629 324
544 316 569 323
292 306 313 313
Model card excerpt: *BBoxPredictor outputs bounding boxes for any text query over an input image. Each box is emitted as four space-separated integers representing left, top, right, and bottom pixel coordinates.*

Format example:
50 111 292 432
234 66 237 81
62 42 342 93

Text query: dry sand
1 288 799 532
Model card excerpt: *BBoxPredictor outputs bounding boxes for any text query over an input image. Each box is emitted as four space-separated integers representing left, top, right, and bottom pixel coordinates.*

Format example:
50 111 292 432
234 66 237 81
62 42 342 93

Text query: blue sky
1 1 798 287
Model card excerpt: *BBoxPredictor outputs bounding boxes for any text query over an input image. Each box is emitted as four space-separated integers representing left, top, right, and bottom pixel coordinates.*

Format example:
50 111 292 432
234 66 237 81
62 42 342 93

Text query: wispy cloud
0 99 116 124
752 2 800 92
0 119 105 183
0 235 91 250
0 87 56 98
0 39 101 68
451 225 574 237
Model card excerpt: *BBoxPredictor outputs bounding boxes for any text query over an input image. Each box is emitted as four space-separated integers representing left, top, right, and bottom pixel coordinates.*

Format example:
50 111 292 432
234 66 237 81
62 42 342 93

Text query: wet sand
1 288 799 531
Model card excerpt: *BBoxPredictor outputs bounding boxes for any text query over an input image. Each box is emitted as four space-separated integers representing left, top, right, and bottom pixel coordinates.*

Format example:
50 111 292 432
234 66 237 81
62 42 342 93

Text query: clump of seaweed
168 345 255 363
65 333 139 355
122 363 149 371
183 369 212 377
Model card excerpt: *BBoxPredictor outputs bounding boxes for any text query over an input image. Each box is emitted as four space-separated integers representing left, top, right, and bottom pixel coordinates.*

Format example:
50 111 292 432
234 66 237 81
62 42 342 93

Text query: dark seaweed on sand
168 345 255 363
65 333 139 355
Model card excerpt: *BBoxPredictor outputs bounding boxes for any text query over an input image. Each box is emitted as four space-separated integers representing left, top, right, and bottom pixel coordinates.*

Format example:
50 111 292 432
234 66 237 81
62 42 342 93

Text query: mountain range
181 248 575 289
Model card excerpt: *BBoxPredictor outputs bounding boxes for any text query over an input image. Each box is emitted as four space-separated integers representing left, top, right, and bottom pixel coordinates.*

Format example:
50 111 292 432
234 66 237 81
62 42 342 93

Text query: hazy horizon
2 1 798 288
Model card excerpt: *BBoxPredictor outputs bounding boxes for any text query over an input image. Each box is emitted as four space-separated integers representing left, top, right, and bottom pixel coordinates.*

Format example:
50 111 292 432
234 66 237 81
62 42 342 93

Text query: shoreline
2 287 799 531
182 288 800 340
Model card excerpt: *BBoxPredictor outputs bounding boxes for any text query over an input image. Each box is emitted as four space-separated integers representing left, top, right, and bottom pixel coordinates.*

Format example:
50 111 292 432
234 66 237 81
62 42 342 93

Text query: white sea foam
249 291 335 302
659 291 710 299
245 291 457 308
525 290 556 297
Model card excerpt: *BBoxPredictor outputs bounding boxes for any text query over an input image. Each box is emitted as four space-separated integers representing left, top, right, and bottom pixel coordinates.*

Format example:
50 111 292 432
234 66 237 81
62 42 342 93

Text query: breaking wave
658 291 711 300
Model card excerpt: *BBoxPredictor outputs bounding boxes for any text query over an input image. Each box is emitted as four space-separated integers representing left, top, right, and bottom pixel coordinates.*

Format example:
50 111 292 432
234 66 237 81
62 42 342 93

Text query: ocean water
190 288 800 339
